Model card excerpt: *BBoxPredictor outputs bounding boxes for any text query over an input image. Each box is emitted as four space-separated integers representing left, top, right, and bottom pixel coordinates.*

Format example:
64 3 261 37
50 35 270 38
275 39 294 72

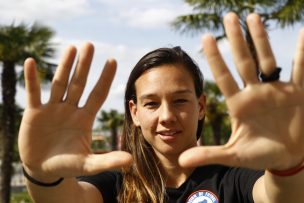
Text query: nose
159 103 177 124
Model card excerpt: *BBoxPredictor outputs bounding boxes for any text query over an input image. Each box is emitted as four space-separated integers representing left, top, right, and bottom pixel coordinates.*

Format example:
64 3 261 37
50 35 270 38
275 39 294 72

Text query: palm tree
202 81 230 145
98 109 124 151
0 23 56 203
0 104 23 161
172 0 304 73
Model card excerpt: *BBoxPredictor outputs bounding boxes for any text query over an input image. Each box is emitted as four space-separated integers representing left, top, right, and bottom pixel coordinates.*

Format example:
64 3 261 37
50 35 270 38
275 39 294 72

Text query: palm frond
270 0 304 27
173 0 303 39
171 13 224 36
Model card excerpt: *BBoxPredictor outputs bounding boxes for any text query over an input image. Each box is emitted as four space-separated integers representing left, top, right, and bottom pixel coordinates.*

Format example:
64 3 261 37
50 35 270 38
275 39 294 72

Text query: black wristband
22 166 64 187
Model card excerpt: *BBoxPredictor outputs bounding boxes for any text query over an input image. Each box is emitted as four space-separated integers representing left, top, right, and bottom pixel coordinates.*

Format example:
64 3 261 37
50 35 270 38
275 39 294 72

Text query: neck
156 152 195 188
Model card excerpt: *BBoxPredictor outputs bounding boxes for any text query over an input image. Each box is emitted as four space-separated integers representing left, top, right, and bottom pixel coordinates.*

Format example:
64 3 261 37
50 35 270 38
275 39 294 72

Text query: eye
143 101 158 108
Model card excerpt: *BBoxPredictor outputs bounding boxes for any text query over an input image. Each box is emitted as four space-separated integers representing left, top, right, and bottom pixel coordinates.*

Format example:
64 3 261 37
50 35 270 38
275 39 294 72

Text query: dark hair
119 47 204 203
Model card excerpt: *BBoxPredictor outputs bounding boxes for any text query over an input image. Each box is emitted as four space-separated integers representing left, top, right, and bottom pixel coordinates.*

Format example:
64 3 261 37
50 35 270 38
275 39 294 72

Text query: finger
179 146 236 168
82 151 132 175
203 34 240 98
291 28 304 86
247 13 277 76
224 12 258 84
49 46 77 103
84 59 117 114
65 42 94 106
24 58 41 108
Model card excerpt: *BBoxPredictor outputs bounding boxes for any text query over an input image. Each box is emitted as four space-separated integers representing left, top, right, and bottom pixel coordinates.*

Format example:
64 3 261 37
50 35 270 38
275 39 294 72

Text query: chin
157 145 191 157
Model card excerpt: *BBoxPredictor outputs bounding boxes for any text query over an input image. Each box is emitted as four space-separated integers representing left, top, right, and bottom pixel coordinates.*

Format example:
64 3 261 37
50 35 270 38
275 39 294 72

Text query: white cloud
0 0 91 24
94 0 192 29
120 8 177 29
95 0 172 7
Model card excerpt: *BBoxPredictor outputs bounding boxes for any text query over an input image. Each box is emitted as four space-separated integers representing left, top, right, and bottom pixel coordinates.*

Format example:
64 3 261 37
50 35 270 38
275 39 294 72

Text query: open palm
18 43 132 181
179 13 304 171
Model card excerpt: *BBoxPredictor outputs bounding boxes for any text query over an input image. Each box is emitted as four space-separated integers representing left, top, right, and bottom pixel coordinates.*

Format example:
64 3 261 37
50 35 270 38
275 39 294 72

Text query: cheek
137 110 158 132
180 106 199 122
180 108 200 133
182 114 197 129
139 118 157 143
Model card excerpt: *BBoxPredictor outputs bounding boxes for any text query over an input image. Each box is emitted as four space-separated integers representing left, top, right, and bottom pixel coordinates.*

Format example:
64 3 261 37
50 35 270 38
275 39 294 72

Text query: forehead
134 64 195 96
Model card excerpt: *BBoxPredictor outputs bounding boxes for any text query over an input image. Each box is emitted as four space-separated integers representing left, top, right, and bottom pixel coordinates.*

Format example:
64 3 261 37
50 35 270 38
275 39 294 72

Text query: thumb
179 146 235 168
82 151 133 175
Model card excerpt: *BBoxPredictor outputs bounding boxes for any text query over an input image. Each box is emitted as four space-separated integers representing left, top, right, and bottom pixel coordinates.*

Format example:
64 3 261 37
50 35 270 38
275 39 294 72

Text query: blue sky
0 0 302 112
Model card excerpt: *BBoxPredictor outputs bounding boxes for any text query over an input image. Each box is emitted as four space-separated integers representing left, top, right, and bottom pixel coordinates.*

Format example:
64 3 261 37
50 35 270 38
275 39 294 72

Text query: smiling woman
18 12 304 203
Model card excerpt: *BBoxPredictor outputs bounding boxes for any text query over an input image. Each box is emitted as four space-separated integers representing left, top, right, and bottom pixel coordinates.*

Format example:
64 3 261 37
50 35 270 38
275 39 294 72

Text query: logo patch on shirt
186 190 219 203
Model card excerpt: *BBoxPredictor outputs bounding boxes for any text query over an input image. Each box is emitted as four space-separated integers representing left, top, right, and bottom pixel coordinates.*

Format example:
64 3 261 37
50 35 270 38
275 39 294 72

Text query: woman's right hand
18 43 132 182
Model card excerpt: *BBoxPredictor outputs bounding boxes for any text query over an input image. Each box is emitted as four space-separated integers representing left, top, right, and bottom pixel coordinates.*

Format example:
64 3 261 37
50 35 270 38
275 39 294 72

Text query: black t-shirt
78 165 264 203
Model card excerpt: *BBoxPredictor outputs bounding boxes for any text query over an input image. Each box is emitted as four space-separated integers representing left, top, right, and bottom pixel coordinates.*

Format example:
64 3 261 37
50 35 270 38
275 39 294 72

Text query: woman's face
129 64 205 158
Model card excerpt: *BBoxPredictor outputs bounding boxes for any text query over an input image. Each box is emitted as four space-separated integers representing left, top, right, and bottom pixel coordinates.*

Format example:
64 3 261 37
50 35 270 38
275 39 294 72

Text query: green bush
11 192 32 203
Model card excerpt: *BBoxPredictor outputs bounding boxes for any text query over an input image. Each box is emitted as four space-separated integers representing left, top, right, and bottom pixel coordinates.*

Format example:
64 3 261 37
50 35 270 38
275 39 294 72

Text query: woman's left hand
179 12 304 171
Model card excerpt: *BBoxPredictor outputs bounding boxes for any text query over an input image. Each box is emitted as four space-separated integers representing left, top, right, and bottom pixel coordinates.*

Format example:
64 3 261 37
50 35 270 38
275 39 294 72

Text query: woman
19 13 304 203
83 45 208 202
80 45 264 203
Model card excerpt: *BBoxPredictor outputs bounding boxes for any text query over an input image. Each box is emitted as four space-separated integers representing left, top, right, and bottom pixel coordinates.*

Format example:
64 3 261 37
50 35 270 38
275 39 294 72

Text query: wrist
268 160 304 177
22 165 64 187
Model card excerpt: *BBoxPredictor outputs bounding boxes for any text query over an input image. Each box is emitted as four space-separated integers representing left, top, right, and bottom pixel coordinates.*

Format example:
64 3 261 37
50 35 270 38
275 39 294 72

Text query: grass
11 192 33 203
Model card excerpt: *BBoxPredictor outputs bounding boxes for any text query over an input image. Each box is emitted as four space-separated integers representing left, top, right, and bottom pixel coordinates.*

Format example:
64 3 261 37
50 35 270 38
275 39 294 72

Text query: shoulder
78 170 123 203
180 165 264 203
78 170 123 186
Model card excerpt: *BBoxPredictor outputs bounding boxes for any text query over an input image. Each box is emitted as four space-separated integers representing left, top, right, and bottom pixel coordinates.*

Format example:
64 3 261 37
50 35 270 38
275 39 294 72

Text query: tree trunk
212 116 222 145
111 127 118 151
0 61 17 203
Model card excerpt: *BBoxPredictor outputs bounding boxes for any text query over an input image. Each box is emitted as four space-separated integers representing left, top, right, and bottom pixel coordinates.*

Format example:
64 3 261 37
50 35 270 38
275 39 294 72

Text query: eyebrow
139 89 193 101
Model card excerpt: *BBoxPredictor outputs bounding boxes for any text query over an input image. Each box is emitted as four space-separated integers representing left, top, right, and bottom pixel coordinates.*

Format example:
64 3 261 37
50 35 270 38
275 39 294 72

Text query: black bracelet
22 166 64 187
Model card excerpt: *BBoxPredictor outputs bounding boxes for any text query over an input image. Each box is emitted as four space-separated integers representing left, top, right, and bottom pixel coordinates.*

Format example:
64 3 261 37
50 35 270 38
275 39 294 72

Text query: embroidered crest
186 190 219 203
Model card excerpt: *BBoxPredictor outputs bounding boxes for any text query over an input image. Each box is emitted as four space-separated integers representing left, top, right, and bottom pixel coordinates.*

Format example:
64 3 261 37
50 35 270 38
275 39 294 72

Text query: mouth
157 130 181 141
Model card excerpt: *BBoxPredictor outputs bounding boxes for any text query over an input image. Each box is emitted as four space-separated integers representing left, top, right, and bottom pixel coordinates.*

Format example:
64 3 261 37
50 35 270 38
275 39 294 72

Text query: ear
129 100 140 126
198 94 206 120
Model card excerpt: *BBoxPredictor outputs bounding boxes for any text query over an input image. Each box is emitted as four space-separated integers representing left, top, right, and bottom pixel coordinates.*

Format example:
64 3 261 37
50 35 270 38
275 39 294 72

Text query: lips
157 130 181 141
159 131 177 136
